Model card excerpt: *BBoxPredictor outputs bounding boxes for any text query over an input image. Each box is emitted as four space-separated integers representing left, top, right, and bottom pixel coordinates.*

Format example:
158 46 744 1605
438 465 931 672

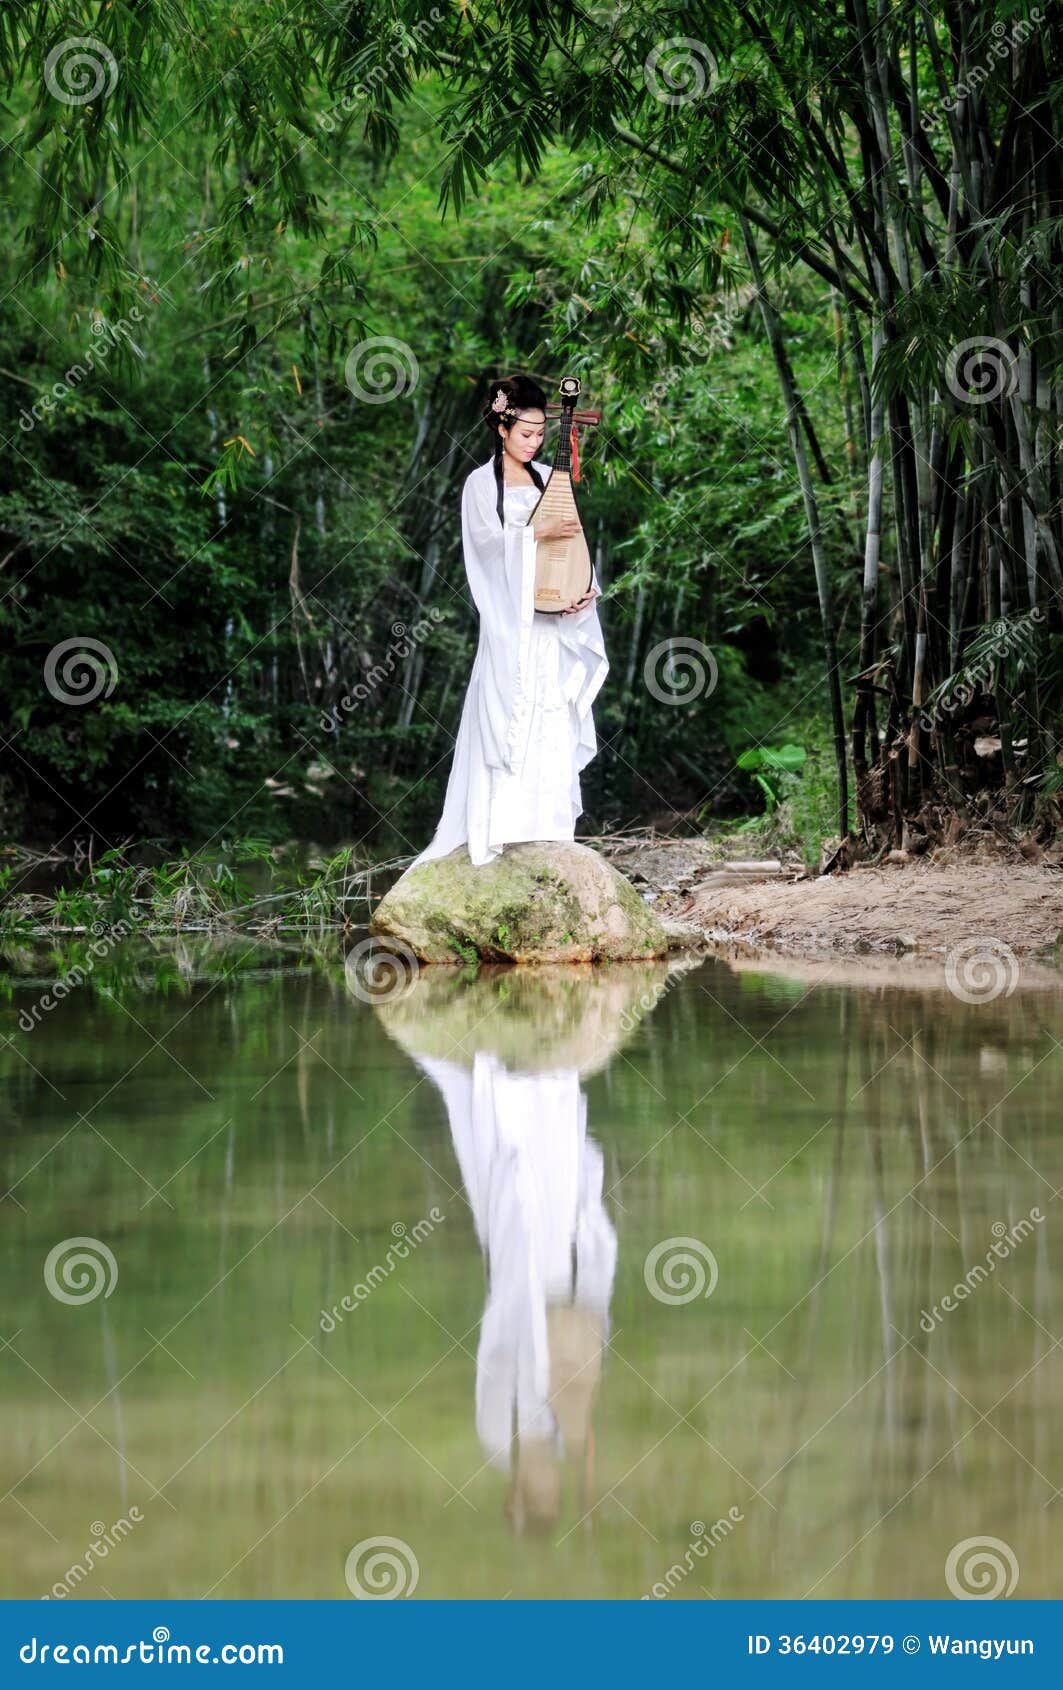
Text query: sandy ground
664 860 1063 958
590 834 1063 970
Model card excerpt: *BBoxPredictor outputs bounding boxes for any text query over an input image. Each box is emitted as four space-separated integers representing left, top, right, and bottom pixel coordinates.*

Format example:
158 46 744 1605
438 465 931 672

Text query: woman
410 373 609 869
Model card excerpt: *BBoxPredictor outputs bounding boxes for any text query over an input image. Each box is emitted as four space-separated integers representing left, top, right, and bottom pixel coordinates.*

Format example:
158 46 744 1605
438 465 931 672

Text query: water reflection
370 956 1063 1594
419 1051 614 1531
1 939 1061 1598
373 962 696 1534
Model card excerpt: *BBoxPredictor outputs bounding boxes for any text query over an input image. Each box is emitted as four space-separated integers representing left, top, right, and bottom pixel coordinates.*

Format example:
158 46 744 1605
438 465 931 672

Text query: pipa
529 375 601 614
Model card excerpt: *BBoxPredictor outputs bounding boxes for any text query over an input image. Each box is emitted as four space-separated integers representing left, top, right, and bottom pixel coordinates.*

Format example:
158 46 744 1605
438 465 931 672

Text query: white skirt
411 614 583 869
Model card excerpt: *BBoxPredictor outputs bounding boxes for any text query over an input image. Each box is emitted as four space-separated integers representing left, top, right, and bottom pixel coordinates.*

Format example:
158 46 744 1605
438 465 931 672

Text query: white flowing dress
410 458 609 869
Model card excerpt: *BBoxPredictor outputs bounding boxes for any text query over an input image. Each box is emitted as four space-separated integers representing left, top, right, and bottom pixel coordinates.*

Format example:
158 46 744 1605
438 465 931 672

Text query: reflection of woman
410 1048 617 1533
410 373 609 869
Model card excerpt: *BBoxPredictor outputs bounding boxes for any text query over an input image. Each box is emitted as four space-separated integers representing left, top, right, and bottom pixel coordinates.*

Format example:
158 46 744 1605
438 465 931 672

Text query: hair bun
481 372 548 433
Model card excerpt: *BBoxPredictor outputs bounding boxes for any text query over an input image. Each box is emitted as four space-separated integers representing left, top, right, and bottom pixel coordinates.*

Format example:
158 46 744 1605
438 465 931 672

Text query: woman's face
502 408 546 463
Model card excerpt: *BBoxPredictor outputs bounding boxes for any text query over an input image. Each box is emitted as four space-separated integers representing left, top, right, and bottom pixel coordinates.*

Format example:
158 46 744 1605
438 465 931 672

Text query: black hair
481 373 548 526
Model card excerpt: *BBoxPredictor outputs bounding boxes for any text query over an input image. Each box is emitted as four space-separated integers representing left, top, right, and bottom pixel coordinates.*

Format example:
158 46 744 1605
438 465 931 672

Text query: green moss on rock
370 840 669 965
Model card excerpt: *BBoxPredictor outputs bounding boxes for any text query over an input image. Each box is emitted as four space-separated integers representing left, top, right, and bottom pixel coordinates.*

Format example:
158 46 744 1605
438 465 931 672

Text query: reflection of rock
369 840 668 964
373 955 695 1078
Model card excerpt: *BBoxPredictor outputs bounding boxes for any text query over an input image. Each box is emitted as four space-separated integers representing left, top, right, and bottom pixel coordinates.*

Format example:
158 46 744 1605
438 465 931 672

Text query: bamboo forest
1 0 1062 1625
2 0 1061 860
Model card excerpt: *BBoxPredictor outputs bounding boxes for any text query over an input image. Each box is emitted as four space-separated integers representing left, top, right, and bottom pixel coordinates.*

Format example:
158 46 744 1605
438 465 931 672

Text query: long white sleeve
556 561 609 763
460 468 537 773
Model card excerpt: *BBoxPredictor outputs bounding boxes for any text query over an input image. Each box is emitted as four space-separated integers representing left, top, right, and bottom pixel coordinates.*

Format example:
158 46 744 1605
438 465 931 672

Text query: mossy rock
369 840 669 964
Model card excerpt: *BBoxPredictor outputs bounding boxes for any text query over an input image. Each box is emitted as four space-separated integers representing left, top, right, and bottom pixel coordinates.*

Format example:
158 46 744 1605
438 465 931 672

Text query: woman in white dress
410 373 609 869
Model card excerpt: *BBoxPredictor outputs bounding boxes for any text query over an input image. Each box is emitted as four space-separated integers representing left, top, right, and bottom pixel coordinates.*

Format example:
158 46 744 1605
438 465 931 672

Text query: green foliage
728 728 840 869
2 0 1058 864
446 934 480 966
0 837 377 948
0 35 840 854
924 613 1057 724
736 743 808 810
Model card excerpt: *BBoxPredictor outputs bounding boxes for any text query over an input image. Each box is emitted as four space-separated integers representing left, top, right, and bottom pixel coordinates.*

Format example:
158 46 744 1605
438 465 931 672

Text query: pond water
2 942 1060 1600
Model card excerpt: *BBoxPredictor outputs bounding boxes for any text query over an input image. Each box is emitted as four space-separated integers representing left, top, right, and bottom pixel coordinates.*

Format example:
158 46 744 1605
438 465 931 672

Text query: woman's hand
532 515 582 542
562 585 601 617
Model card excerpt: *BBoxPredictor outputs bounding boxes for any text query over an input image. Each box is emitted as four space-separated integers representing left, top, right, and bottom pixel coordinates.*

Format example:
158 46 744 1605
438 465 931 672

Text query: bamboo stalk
741 215 849 840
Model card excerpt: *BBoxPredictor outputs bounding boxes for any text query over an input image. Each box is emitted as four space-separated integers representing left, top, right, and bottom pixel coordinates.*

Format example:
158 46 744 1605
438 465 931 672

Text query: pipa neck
552 416 574 476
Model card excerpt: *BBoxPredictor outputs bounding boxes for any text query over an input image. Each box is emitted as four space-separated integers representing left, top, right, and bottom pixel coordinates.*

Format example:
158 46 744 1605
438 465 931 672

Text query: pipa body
529 376 594 614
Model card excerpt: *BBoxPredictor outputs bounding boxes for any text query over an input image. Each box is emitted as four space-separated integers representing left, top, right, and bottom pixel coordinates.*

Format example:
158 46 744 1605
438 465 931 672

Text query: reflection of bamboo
862 1004 925 1567
743 978 1058 1593
922 1015 972 1477
865 1089 897 1467
889 1013 958 1490
910 1040 943 1483
296 1035 312 1138
1032 1218 1050 1488
101 1300 128 1512
217 1120 234 1292
763 996 850 1551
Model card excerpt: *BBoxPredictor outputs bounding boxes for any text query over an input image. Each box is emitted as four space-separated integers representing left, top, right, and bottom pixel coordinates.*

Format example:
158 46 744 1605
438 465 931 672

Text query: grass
709 731 844 870
0 838 395 944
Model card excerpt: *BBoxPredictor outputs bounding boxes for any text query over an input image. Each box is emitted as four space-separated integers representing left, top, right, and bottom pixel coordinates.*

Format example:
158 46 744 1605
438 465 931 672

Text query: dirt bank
591 834 1063 968
660 860 1063 961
